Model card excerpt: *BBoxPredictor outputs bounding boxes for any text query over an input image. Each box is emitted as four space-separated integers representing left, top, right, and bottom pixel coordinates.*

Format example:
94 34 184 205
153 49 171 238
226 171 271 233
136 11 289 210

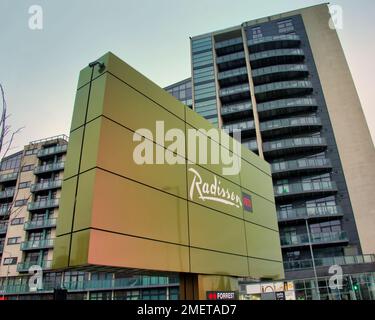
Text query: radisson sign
52 52 284 280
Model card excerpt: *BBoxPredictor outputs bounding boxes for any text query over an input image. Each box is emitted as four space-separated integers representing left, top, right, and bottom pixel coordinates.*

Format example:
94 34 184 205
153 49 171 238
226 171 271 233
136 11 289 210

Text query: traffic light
352 280 359 292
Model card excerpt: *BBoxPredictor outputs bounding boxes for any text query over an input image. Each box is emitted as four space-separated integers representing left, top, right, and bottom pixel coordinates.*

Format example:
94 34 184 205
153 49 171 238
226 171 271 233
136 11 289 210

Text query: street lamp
305 219 321 300
1 250 12 298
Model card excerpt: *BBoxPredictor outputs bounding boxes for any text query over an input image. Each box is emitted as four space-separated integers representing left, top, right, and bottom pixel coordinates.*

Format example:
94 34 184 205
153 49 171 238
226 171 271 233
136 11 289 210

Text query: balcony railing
215 37 243 49
0 223 8 234
252 64 308 82
254 80 313 98
0 172 18 183
263 137 327 155
219 83 250 97
28 198 59 211
17 260 52 273
20 239 54 251
218 67 248 80
242 140 258 151
248 34 301 52
34 162 65 174
261 116 321 134
277 205 342 222
272 158 332 176
221 101 252 117
284 254 375 271
257 97 318 118
223 120 255 133
250 48 305 62
280 231 348 247
0 188 15 199
37 144 67 158
30 180 62 193
24 218 57 231
0 205 11 217
274 180 337 198
216 51 246 64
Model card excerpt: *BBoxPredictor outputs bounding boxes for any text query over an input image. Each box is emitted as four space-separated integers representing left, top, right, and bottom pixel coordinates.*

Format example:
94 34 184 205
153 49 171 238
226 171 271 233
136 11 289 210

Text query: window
15 199 28 207
25 149 38 156
252 27 263 39
310 220 342 234
18 181 31 189
3 257 18 265
7 237 21 245
11 218 24 225
278 19 295 33
21 165 34 172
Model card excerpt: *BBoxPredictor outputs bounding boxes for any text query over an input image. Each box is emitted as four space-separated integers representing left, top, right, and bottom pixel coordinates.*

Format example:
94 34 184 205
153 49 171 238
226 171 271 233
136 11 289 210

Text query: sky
1 0 374 152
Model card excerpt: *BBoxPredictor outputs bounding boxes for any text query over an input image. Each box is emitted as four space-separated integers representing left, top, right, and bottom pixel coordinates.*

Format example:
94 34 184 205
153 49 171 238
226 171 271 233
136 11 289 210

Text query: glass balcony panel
219 83 250 97
30 180 62 192
216 51 246 64
34 162 65 174
0 172 18 182
216 37 243 49
37 144 67 158
221 101 252 115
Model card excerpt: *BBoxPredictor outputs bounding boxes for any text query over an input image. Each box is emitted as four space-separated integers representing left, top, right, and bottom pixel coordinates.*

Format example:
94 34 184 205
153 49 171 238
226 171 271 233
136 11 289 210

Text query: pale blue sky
1 0 374 151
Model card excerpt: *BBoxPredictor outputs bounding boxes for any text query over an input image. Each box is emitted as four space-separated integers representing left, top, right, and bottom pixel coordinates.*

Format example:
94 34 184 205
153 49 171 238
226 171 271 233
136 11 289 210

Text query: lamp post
1 250 12 299
305 220 321 300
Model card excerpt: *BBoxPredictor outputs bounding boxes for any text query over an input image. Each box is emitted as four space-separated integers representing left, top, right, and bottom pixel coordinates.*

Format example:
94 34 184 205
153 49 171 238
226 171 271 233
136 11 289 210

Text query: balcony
222 120 255 137
0 188 15 200
30 180 62 193
221 101 252 120
219 83 250 103
0 172 18 183
248 34 301 53
34 162 65 174
0 205 11 217
218 66 248 87
280 231 348 248
274 180 338 201
24 218 57 231
242 140 258 152
284 254 375 271
20 239 54 251
0 224 8 235
252 64 309 85
263 137 327 158
260 116 322 138
28 198 59 211
277 205 343 223
215 37 244 56
254 80 313 103
17 260 52 273
250 48 305 69
271 158 332 178
216 51 246 71
37 144 67 158
257 97 318 119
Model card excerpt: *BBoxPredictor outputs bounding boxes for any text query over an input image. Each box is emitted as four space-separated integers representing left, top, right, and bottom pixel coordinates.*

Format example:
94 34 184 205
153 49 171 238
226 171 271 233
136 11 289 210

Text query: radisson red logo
242 193 253 212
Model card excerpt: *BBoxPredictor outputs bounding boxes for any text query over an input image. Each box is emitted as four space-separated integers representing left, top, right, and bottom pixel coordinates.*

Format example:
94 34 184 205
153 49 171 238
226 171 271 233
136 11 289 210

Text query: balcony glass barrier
255 80 312 95
223 120 255 132
280 231 348 246
220 83 250 97
221 101 252 115
274 180 337 196
37 144 67 157
250 48 304 61
218 67 248 80
216 51 246 64
252 64 308 78
272 158 331 174
263 137 327 152
34 162 65 174
216 37 243 49
277 204 340 221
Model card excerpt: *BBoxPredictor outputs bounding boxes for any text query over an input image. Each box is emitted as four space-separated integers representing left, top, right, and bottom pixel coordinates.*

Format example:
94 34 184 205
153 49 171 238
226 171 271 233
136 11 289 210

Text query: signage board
52 52 284 279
